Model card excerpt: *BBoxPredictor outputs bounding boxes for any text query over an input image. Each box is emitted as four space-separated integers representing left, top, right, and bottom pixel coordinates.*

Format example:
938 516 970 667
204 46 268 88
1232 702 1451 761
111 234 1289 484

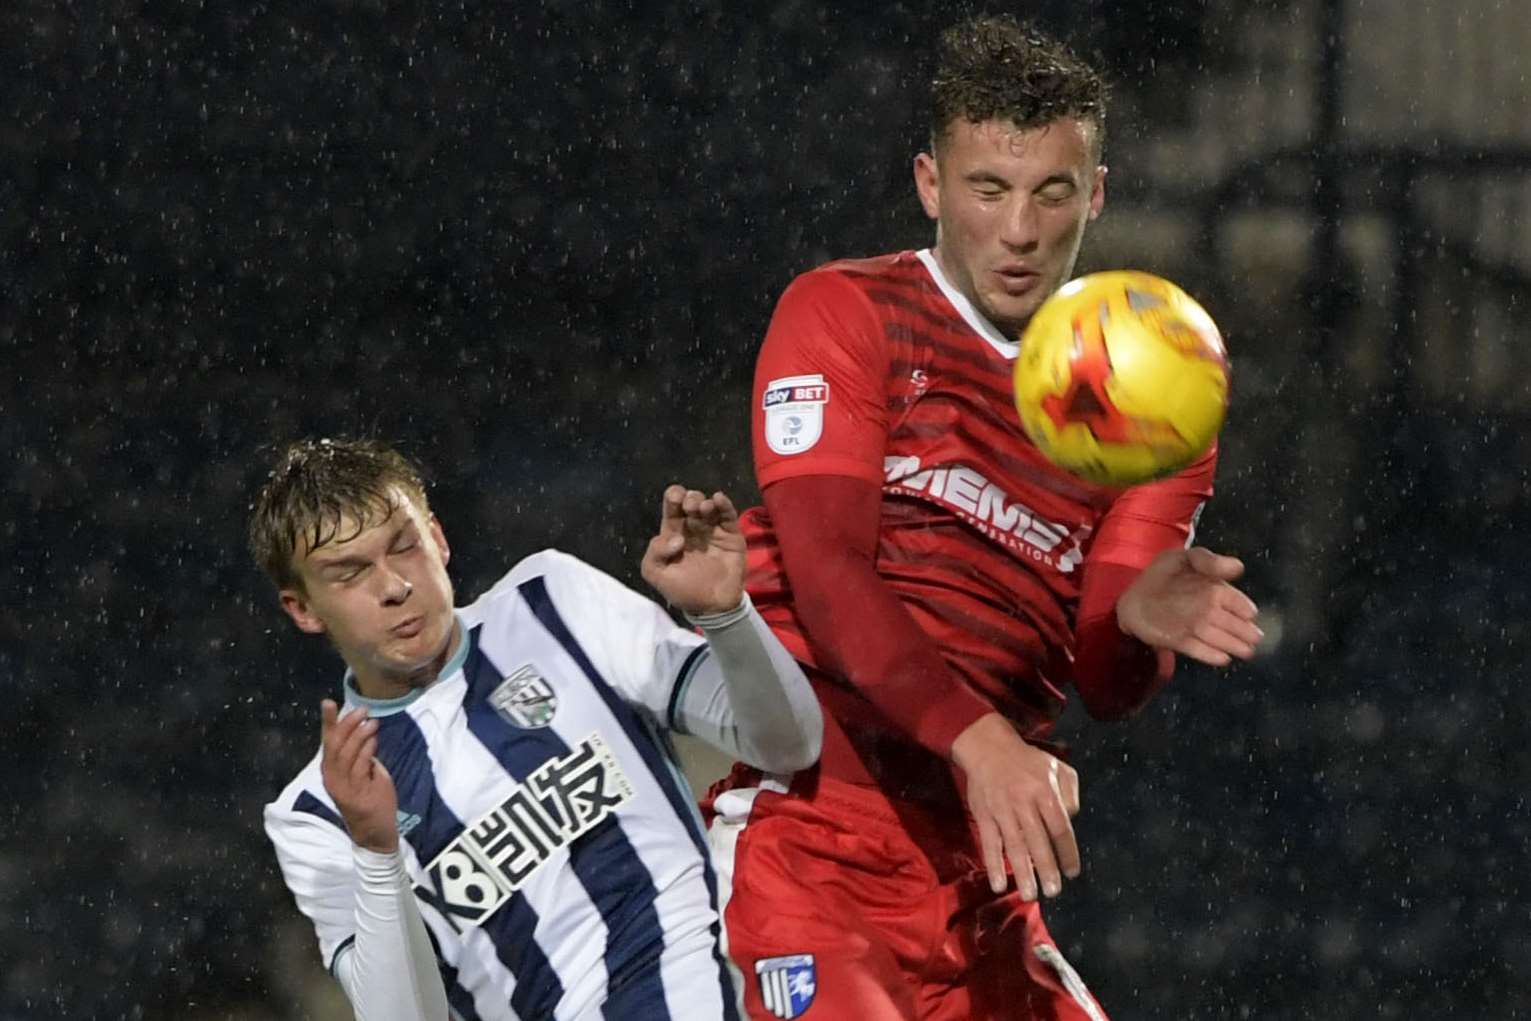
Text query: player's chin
985 291 1046 337
385 619 453 674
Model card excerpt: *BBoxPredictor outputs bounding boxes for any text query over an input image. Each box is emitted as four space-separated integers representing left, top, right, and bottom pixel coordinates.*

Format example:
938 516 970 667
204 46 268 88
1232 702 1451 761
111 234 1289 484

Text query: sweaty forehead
298 488 420 564
945 117 1097 165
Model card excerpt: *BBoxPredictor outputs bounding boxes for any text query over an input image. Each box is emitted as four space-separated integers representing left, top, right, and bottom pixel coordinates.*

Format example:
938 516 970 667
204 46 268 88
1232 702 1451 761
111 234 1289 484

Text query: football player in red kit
705 15 1262 1021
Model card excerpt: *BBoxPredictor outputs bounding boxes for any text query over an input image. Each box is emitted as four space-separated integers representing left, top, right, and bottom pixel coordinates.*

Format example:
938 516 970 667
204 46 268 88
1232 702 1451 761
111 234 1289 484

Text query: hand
319 698 400 854
1116 546 1262 666
641 485 746 617
951 713 1081 901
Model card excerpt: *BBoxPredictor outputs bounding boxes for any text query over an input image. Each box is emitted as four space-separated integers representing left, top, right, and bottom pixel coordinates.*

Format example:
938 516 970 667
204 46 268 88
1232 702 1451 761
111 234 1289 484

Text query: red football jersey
741 250 1214 744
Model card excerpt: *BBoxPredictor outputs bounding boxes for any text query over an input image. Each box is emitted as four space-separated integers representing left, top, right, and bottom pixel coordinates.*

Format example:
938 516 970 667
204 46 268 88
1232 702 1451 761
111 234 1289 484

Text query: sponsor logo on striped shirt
414 732 634 931
883 456 1089 573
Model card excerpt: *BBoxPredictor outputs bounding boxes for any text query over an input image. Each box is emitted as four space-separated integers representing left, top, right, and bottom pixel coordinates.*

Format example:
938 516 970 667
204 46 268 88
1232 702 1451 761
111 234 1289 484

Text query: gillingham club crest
755 954 816 1019
488 664 558 729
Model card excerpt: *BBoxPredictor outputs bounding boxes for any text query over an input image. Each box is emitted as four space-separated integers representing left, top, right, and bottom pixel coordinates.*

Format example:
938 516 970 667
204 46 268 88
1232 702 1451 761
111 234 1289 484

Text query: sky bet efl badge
763 375 829 456
755 954 816 1019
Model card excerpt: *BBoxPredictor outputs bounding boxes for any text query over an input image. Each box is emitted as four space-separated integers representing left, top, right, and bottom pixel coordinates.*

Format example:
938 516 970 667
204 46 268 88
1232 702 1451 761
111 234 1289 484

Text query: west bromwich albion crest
489 664 557 728
755 954 816 1019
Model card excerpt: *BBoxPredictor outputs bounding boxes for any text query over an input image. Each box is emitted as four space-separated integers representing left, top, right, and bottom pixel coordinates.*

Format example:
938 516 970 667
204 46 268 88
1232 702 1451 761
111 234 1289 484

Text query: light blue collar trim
342 615 469 716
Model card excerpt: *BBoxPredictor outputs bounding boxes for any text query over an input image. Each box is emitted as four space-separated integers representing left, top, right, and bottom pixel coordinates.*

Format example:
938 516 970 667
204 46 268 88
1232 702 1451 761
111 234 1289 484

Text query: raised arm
641 486 822 773
1072 445 1261 720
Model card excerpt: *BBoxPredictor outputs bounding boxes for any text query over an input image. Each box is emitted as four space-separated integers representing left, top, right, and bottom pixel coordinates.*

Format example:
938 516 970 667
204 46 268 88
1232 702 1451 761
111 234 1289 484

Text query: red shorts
704 766 1109 1021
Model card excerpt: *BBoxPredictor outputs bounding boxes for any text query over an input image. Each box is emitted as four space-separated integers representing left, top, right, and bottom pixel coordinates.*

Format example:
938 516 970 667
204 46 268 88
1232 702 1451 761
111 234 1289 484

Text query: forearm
762 475 994 759
333 846 449 1021
789 544 994 758
682 595 822 773
1072 562 1175 720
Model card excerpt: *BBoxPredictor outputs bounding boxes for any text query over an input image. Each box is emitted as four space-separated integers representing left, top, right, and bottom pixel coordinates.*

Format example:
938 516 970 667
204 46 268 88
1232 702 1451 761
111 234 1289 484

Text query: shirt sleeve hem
912 687 997 760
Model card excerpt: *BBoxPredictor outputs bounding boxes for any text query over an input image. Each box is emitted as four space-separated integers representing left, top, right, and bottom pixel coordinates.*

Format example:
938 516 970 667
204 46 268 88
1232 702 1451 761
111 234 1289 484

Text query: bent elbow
1073 646 1176 722
766 743 821 775
747 717 823 775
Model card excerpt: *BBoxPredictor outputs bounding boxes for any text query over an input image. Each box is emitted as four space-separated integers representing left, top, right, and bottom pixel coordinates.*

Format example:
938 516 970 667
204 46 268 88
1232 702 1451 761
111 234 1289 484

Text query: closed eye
1037 181 1078 204
965 172 1009 199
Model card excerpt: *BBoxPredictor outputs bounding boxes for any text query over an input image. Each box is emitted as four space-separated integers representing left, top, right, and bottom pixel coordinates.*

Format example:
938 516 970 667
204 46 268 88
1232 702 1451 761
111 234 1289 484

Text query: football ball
1013 270 1229 487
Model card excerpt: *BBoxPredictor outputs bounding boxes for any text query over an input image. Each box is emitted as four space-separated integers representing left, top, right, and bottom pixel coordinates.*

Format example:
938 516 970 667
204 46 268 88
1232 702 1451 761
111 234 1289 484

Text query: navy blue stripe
519 577 741 1021
461 626 567 1021
446 975 483 1021
667 645 711 734
421 925 484 1021
375 712 467 865
293 790 347 833
462 626 670 1019
373 705 521 1017
327 933 356 975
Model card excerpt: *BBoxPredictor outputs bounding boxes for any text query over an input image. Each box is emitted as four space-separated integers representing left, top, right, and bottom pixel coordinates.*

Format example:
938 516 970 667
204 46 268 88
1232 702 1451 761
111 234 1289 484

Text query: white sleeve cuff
683 592 754 630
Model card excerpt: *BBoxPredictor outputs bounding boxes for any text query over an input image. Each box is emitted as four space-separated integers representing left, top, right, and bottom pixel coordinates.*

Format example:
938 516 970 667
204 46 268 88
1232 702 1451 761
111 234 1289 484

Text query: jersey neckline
341 614 470 716
914 248 1021 361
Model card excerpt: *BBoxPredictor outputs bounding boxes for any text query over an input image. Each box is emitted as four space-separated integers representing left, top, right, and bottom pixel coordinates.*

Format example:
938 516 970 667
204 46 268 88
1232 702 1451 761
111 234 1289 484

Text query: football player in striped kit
251 438 822 1020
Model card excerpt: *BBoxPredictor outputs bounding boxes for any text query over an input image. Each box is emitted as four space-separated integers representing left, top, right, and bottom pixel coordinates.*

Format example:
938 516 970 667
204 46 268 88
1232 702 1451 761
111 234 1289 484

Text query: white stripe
461 931 517 1020
1186 500 1206 548
769 969 788 1017
1033 943 1107 1021
650 934 734 1021
419 695 613 1021
915 248 1021 360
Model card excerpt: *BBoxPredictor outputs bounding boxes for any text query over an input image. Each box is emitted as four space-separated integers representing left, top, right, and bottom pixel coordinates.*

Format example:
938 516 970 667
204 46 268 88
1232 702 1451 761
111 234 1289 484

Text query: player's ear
280 588 327 635
429 515 450 567
913 151 941 221
1088 164 1107 222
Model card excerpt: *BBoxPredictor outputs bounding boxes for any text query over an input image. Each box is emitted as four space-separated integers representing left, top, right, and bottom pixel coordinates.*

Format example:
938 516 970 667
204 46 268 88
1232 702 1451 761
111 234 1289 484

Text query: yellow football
1013 270 1230 487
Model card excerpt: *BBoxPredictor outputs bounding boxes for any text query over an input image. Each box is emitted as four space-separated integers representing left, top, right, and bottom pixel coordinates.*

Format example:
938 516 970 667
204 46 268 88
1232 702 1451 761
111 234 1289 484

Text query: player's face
914 117 1106 337
280 488 458 698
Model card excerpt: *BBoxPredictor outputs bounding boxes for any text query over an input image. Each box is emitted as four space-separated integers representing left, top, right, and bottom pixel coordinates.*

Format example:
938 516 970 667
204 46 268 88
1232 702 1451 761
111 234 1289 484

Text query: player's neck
348 621 463 701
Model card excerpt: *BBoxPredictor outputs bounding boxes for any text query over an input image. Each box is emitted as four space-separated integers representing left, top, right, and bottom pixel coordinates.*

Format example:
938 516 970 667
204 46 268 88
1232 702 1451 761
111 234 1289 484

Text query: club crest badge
489 665 557 729
762 374 829 456
755 954 816 1019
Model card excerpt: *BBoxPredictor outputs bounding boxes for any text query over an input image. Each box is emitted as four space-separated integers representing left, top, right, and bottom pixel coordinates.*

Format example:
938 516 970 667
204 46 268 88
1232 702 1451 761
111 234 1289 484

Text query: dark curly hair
248 437 430 591
930 15 1108 159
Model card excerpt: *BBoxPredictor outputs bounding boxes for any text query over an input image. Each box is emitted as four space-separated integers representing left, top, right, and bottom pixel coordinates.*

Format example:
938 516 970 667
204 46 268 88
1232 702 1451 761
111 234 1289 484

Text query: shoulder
462 549 630 623
782 251 915 304
263 752 345 847
462 548 584 610
764 253 918 369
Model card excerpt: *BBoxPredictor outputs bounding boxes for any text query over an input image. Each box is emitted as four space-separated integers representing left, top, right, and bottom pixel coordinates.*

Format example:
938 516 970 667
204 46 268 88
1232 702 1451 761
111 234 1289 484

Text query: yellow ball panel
1013 271 1230 487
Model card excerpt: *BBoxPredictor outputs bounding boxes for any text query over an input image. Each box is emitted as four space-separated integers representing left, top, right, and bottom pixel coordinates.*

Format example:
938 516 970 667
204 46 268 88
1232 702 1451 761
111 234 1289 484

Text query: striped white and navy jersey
265 549 753 1021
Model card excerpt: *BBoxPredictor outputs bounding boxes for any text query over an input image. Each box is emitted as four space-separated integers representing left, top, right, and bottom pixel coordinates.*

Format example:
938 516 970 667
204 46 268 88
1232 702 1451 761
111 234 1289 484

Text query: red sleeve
1072 445 1218 719
761 466 996 761
1088 444 1216 569
752 269 890 489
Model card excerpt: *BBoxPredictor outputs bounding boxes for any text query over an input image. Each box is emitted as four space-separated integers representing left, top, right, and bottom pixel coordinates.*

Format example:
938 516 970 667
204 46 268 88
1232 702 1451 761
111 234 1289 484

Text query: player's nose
999 197 1041 251
379 569 414 605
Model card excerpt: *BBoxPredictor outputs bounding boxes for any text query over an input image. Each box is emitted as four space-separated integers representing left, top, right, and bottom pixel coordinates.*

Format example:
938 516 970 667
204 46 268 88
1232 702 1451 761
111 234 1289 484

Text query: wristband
683 592 753 630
